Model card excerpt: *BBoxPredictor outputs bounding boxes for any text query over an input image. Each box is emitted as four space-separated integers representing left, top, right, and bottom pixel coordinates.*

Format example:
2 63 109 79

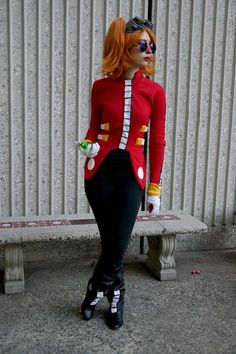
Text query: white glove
77 141 100 158
147 195 161 216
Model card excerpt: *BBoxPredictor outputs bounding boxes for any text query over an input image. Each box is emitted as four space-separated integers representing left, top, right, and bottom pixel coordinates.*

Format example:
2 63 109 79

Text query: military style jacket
84 69 166 190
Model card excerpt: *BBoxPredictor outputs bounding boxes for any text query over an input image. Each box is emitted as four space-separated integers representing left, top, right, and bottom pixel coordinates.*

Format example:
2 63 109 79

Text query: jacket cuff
147 183 162 196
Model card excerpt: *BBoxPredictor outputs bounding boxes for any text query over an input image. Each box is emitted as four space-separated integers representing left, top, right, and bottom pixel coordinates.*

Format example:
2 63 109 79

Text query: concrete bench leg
4 244 25 294
146 234 177 281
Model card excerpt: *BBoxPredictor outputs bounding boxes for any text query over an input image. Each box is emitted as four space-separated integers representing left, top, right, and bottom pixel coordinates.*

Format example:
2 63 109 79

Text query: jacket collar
121 69 144 82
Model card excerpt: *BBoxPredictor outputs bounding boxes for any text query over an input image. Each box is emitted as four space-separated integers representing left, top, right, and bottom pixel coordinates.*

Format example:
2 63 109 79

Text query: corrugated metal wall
0 0 235 226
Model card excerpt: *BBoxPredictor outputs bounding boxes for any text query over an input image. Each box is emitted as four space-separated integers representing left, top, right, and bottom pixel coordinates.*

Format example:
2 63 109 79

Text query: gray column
146 235 177 281
4 244 25 294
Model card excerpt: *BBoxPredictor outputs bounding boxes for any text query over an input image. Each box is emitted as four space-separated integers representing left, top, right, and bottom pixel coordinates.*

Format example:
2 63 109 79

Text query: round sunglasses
134 40 156 54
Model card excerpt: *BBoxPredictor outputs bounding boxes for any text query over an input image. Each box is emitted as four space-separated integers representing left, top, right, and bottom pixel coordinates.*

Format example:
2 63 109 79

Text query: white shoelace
110 290 120 313
90 291 104 306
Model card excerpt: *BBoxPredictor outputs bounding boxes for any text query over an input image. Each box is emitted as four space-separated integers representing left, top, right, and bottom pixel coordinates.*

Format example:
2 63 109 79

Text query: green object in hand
80 141 91 150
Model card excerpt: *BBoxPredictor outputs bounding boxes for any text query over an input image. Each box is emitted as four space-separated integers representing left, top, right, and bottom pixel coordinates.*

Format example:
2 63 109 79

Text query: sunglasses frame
135 40 156 54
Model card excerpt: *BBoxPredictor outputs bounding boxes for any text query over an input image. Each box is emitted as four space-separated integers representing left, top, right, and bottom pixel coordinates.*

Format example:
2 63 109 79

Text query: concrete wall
0 0 236 227
153 0 236 226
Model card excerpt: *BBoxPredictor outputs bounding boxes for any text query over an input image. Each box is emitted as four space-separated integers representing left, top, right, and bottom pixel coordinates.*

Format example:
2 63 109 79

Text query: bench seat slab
4 244 25 294
146 234 177 281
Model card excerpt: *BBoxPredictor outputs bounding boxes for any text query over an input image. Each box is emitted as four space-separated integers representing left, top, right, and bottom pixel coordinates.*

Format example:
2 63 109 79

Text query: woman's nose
145 45 152 54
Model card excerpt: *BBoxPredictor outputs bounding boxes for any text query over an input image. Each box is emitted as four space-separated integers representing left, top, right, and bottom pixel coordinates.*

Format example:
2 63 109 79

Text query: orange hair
101 17 156 80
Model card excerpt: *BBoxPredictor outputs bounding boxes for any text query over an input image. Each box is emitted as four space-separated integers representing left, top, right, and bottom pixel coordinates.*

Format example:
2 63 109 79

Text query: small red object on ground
192 267 201 274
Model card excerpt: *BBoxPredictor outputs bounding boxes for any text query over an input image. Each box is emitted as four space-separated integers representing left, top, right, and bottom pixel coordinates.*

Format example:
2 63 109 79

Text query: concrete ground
0 249 235 354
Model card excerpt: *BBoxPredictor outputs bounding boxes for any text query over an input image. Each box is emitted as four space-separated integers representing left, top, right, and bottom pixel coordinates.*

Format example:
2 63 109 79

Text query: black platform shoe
106 288 125 330
81 279 104 320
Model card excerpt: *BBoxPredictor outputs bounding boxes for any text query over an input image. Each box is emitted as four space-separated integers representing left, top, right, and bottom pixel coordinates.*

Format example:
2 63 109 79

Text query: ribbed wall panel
0 0 148 217
0 0 235 226
153 0 236 225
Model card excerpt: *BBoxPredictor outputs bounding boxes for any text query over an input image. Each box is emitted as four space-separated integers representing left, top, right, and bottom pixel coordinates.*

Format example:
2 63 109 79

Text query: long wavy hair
101 17 156 80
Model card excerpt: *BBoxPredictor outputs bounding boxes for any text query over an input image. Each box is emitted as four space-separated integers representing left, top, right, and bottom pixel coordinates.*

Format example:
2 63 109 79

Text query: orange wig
102 17 156 80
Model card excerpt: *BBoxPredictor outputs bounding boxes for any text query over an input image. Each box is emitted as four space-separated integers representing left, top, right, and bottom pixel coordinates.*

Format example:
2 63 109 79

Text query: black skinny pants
85 149 144 290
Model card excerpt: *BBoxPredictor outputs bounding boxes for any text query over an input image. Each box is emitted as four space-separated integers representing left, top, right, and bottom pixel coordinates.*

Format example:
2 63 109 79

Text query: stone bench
0 210 207 294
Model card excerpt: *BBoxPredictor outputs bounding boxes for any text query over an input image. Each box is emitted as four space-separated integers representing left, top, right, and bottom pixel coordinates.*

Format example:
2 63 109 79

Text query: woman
78 16 166 330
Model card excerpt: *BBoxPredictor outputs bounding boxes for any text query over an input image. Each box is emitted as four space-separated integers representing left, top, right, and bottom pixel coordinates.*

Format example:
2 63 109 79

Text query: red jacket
84 70 166 190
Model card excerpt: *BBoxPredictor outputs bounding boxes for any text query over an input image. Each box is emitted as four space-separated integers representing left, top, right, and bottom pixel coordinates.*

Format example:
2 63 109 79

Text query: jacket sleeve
149 85 166 185
84 81 102 142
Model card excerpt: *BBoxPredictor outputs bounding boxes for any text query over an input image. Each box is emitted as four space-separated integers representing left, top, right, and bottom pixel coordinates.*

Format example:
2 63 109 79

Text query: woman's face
129 30 154 68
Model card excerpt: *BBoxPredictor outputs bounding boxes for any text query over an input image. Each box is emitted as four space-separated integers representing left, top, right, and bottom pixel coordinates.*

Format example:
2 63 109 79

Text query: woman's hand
147 195 161 215
77 140 100 158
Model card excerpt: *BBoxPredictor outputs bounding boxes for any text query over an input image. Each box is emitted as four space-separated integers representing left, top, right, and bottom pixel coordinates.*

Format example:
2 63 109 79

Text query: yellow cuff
147 183 162 196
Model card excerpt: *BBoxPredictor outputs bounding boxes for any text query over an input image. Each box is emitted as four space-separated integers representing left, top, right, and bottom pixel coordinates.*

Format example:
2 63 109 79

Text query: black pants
85 149 144 290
